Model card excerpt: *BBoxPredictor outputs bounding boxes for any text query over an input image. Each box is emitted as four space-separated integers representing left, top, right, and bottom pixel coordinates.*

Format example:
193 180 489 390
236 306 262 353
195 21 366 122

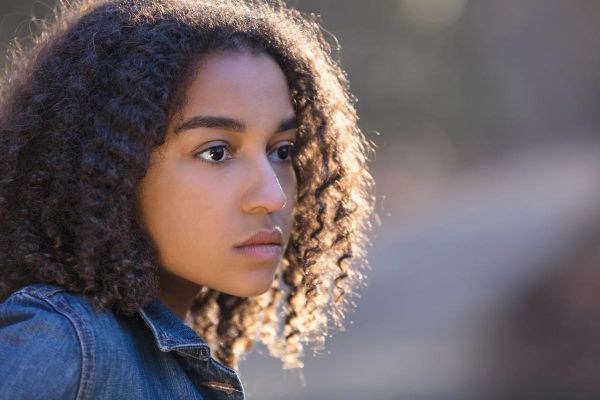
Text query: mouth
233 226 284 260
232 243 283 260
234 227 283 248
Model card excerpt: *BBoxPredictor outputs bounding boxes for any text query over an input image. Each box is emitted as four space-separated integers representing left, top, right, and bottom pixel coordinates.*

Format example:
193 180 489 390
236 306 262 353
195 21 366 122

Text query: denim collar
18 283 212 361
138 297 211 360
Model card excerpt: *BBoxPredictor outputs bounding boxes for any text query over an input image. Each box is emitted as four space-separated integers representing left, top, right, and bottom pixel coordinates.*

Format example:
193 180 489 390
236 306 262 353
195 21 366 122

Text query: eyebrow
173 115 298 135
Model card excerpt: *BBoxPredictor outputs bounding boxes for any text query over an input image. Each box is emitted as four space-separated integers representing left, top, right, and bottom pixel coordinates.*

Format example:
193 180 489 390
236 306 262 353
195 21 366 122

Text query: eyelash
194 142 296 167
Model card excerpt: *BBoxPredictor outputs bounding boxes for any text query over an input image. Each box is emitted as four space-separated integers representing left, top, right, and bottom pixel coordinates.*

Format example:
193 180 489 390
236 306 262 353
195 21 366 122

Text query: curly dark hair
0 0 377 370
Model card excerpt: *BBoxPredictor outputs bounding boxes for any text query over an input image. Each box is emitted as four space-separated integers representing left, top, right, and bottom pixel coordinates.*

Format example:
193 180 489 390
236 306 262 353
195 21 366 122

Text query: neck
157 268 202 321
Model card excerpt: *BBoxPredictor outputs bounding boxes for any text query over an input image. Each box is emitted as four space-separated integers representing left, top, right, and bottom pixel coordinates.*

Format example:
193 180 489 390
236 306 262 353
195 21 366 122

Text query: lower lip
233 244 282 260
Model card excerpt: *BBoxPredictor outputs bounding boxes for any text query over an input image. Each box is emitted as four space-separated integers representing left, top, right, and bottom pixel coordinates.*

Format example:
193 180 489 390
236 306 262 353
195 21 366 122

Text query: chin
227 284 271 298
223 274 275 298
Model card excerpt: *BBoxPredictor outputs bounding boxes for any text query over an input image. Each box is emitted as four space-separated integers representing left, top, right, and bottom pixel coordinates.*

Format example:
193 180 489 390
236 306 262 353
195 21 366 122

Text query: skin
137 51 298 320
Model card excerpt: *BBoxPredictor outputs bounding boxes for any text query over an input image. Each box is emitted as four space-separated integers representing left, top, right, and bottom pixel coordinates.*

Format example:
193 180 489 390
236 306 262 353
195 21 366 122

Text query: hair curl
0 0 377 370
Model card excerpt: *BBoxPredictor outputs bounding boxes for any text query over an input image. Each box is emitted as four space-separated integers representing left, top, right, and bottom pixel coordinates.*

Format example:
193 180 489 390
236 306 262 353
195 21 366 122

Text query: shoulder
0 282 96 399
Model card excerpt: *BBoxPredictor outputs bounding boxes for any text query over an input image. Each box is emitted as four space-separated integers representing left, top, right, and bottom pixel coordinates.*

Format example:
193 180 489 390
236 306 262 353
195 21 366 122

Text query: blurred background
3 1 600 399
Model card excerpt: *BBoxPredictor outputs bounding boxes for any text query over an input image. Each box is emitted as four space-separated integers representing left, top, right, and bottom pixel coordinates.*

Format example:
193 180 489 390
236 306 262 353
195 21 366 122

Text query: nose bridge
241 155 287 213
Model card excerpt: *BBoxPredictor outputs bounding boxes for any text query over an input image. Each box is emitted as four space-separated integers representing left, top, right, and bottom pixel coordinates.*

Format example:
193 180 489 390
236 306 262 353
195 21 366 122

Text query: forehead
178 51 295 122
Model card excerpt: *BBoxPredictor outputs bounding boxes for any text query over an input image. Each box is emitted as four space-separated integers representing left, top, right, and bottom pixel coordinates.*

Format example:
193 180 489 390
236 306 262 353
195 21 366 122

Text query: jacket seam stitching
22 292 96 400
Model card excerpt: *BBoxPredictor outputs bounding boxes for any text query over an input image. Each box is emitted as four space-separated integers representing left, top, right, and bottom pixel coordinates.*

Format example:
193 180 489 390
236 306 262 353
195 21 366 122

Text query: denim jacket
0 283 245 399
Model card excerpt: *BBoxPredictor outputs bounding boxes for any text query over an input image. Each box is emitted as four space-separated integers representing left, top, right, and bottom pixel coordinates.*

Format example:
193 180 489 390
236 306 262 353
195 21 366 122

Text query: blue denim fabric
0 283 245 399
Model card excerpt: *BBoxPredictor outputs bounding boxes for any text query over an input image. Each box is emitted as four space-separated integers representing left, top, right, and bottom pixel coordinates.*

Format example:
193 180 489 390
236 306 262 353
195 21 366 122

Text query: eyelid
195 140 230 152
269 140 295 154
270 139 294 149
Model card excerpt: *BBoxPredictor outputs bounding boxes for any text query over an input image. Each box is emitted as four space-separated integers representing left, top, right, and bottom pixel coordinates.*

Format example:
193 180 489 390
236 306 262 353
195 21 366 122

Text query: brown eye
195 145 232 165
268 142 294 162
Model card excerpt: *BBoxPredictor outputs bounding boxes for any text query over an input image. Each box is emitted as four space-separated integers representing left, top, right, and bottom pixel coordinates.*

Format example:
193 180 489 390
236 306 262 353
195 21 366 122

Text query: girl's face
138 51 298 297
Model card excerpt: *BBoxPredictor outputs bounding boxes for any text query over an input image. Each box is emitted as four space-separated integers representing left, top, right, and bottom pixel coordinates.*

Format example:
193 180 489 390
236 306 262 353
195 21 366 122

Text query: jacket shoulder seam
11 282 66 300
20 292 96 400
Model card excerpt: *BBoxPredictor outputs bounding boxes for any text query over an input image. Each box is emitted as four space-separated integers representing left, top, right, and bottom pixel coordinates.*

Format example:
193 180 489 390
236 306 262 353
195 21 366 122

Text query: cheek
139 160 236 264
273 159 296 189
278 166 298 234
281 166 297 205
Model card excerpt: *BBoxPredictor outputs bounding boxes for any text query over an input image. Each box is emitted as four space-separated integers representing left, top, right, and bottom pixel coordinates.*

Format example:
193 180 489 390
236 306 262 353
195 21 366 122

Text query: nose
240 157 288 214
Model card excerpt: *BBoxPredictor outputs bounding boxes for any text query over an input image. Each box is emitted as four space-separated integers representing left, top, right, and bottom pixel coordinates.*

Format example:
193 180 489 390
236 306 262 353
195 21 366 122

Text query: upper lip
235 227 283 247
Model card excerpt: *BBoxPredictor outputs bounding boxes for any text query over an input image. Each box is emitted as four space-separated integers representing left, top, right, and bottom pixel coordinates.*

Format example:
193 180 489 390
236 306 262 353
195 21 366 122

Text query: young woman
0 0 376 398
